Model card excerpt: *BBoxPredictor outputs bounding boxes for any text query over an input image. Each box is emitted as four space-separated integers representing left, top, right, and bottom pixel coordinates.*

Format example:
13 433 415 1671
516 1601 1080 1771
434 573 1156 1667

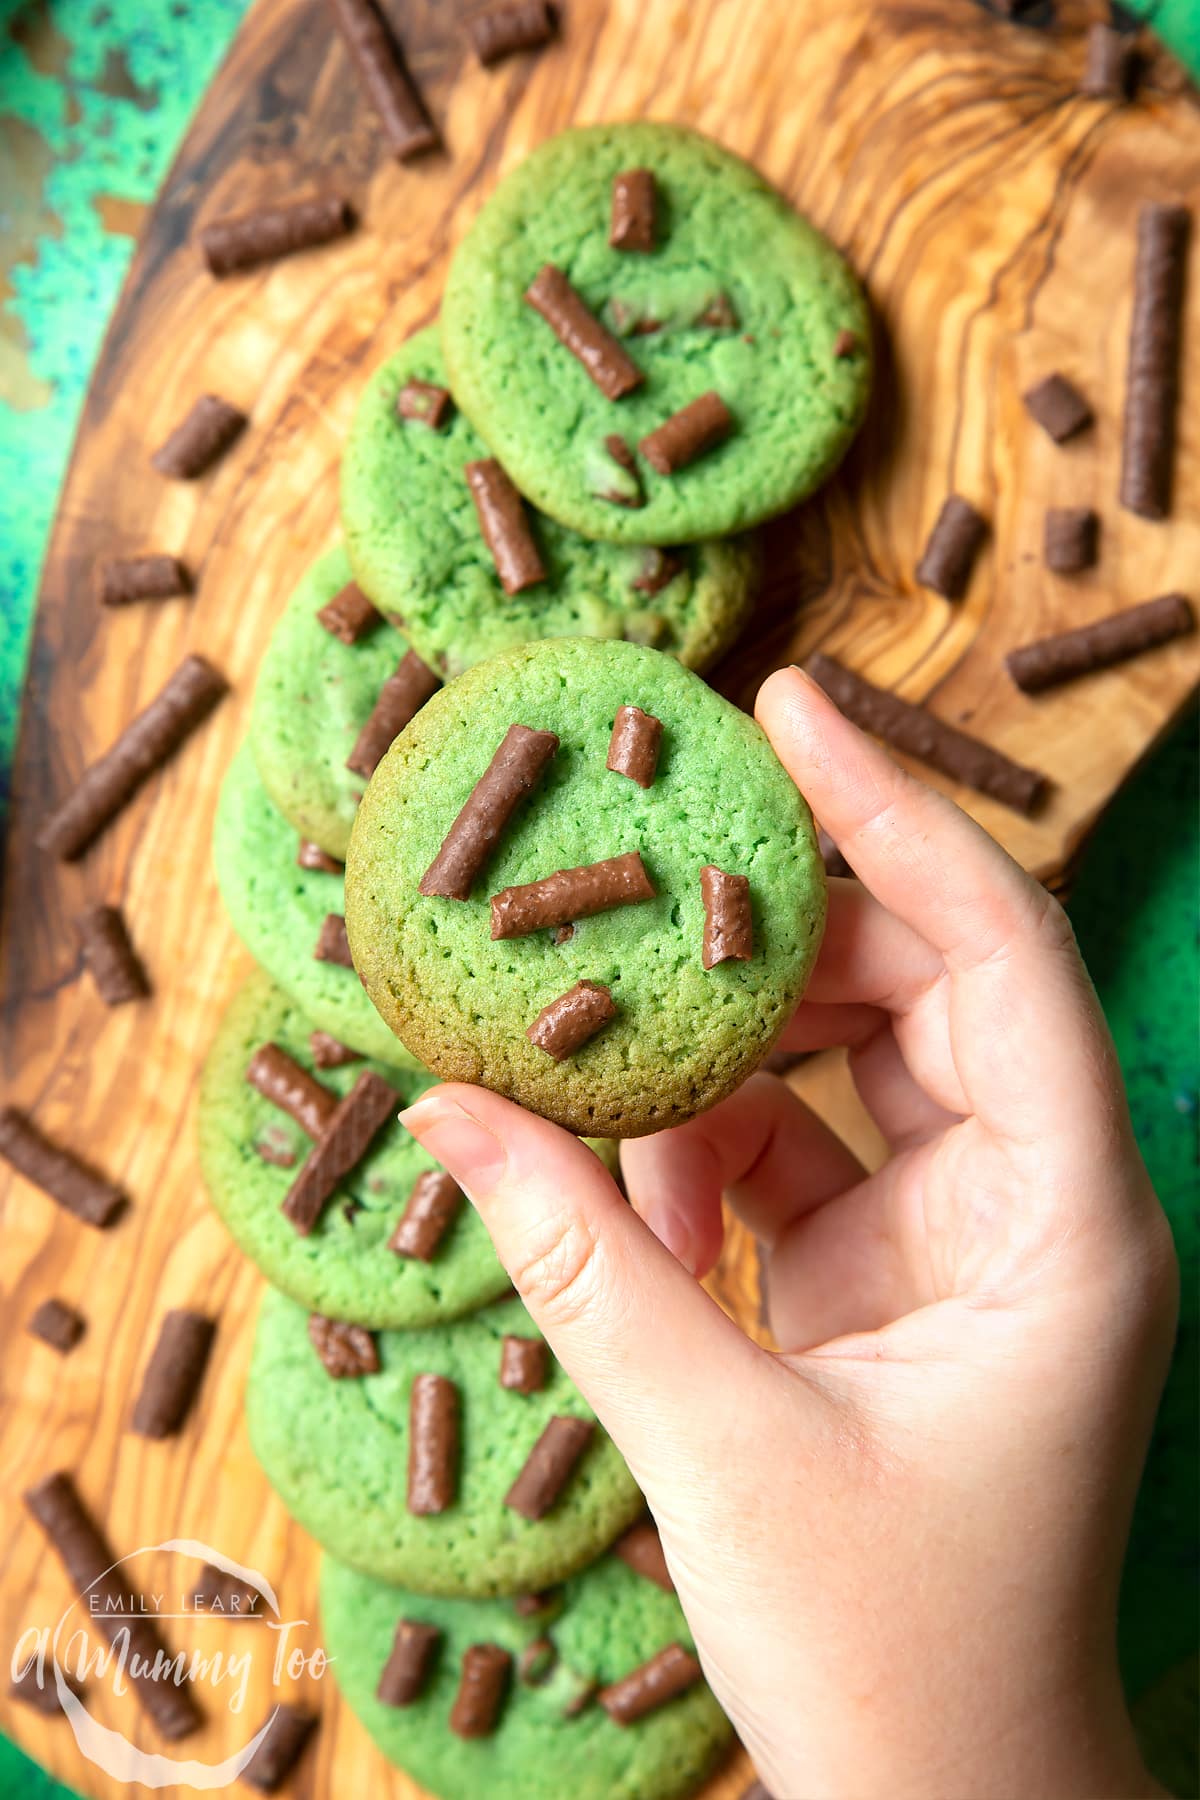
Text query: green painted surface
0 0 1195 1793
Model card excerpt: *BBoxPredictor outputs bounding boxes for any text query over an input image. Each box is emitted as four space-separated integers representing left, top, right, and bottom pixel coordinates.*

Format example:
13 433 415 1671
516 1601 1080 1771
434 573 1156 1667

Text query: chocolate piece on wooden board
1044 506 1098 574
1022 372 1093 443
193 1563 264 1617
10 1660 82 1715
98 554 190 606
639 392 733 474
598 1643 703 1724
420 724 559 898
37 655 227 860
317 581 384 644
377 1620 441 1706
1006 593 1194 694
525 265 644 400
27 1298 86 1354
310 1030 361 1069
77 904 150 1005
281 1072 398 1234
24 1474 202 1738
247 1044 338 1138
407 1373 459 1514
491 850 655 938
465 459 547 595
449 1644 511 1738
466 0 555 65
242 1703 317 1792
700 866 753 969
614 1518 674 1591
314 913 354 966
914 495 987 599
151 395 246 478
505 1415 594 1519
499 1334 549 1393
308 1313 379 1378
0 1108 124 1227
1120 203 1190 520
1081 22 1137 98
326 0 437 160
806 653 1047 815
397 379 452 428
527 982 617 1059
607 705 663 787
389 1170 463 1260
610 169 657 252
200 195 352 275
131 1311 216 1438
346 651 440 779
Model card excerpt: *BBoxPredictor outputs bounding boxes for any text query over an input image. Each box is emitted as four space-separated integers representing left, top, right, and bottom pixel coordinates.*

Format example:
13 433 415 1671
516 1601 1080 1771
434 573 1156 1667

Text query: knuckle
507 1207 607 1328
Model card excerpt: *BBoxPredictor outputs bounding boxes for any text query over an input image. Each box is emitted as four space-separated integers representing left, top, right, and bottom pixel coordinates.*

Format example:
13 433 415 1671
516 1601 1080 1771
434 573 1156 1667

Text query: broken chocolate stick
499 1334 549 1394
1120 203 1190 520
310 1030 360 1069
24 1473 202 1739
389 1169 463 1260
505 1415 594 1519
610 169 657 252
525 265 644 400
701 866 753 968
328 0 438 159
308 1314 379 1378
247 1045 338 1139
807 652 1047 815
492 850 655 938
98 554 190 606
450 1644 511 1739
639 392 733 475
38 654 227 860
347 651 440 779
408 1373 459 1514
1044 506 1098 574
78 903 150 1005
282 1071 397 1234
317 580 384 644
151 395 246 479
378 1621 441 1707
314 913 354 966
467 0 554 65
615 1518 674 1591
915 495 988 599
1081 22 1137 99
1006 593 1194 694
27 1298 86 1354
242 1702 316 1792
200 195 352 276
397 379 452 429
598 1643 703 1725
0 1108 124 1227
1022 372 1093 444
131 1310 216 1438
465 458 547 595
420 723 559 899
527 981 617 1060
298 839 344 873
607 705 663 787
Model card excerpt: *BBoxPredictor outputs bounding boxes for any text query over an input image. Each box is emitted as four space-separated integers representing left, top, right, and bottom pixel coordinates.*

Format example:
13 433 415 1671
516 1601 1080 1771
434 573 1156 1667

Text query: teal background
0 1 1195 1794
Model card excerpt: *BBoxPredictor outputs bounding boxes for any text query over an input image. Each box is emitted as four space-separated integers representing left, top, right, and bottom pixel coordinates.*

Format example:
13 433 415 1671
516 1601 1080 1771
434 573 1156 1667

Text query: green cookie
213 739 417 1067
345 638 826 1138
340 327 758 681
320 1551 733 1800
441 122 870 545
250 544 426 862
198 970 515 1329
247 1287 643 1596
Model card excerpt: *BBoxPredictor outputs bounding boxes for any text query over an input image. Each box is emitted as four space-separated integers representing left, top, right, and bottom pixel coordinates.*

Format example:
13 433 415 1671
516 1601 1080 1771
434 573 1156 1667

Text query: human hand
400 666 1177 1800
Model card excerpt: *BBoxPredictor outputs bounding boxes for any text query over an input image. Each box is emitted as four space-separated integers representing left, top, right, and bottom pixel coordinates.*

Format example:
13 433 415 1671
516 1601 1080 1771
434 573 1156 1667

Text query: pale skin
401 667 1177 1800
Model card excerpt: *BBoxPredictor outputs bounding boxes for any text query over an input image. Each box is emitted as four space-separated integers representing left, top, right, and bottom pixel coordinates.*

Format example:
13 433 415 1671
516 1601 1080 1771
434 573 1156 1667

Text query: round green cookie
340 327 758 681
250 544 422 862
247 1287 643 1596
320 1551 733 1800
345 638 826 1137
441 122 871 545
213 739 419 1067
198 970 516 1329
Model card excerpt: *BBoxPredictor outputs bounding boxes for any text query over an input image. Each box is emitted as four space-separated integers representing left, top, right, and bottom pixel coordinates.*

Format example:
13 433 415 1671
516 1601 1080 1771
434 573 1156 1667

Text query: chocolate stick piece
27 1298 86 1353
200 195 352 276
78 903 150 1005
465 459 547 595
10 1661 81 1716
1022 373 1092 444
24 1473 202 1738
1120 203 1190 520
505 1415 594 1519
246 1045 338 1138
0 1108 124 1227
377 1621 441 1706
242 1703 316 1792
38 655 228 860
281 1071 398 1235
527 981 618 1060
389 1169 463 1260
310 1030 361 1069
397 379 452 428
308 1314 379 1377
525 265 644 400
806 653 1047 815
98 555 190 606
467 0 554 64
192 1564 263 1617
407 1373 459 1514
449 1644 511 1738
420 723 559 899
607 705 663 787
131 1310 216 1438
298 839 344 873
492 850 655 939
327 0 438 160
314 913 354 966
317 580 384 644
598 1643 703 1724
914 495 988 599
701 866 753 968
610 169 657 252
1081 22 1136 98
1043 507 1099 574
1006 593 1194 695
346 651 440 779
614 1518 674 1591
151 395 247 479
639 392 733 475
499 1334 549 1393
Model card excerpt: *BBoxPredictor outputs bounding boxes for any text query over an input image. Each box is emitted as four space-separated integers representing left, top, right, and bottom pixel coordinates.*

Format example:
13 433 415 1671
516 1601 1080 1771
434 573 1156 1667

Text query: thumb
398 1083 770 1494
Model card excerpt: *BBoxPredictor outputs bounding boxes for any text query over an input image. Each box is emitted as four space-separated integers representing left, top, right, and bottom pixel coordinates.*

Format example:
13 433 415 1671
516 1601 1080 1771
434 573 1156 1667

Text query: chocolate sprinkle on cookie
310 1030 361 1069
466 0 554 65
1120 203 1190 520
640 392 733 475
247 1044 338 1138
317 580 384 644
420 723 559 899
152 395 246 479
309 1313 379 1378
450 1644 511 1738
98 553 190 606
347 651 440 779
595 432 645 508
1006 593 1194 694
527 980 618 1060
0 1108 124 1227
242 1702 316 1792
378 1620 442 1706
282 1071 398 1234
78 903 150 1005
1022 372 1093 443
327 0 437 160
314 913 354 966
632 548 684 595
397 379 452 429
500 1334 549 1393
408 1373 460 1514
607 705 662 787
389 1169 463 1260
465 458 548 595
505 1415 594 1519
200 195 352 275
1044 506 1099 574
298 839 344 874
492 850 655 938
131 1310 216 1438
833 327 859 358
525 265 644 401
701 865 753 968
27 1298 86 1354
610 169 657 252
914 494 987 599
599 1642 702 1724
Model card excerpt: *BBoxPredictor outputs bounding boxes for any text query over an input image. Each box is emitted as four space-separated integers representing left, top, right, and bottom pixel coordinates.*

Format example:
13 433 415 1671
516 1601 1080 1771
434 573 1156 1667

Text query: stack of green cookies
202 119 867 1797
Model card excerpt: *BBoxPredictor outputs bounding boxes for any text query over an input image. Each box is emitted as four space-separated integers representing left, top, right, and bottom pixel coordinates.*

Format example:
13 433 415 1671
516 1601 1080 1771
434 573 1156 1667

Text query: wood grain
0 0 1196 1795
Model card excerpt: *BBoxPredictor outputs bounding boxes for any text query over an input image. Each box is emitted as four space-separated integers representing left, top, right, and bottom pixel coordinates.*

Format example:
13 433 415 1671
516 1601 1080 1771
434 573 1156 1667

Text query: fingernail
642 1204 698 1277
790 663 827 698
399 1096 508 1200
